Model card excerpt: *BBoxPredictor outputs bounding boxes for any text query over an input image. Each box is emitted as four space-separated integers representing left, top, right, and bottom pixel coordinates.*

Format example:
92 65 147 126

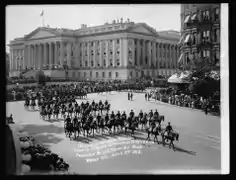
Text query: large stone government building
179 4 220 70
8 19 181 80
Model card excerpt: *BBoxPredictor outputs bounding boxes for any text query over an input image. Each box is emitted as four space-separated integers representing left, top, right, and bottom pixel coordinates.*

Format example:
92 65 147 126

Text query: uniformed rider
129 110 134 118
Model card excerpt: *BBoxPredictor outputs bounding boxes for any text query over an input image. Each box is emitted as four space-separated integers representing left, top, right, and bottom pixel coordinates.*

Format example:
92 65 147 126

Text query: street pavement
6 91 221 174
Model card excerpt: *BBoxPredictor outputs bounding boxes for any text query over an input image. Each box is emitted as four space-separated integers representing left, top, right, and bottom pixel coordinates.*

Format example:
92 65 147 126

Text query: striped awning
184 34 191 43
184 15 191 23
191 13 197 21
178 53 184 63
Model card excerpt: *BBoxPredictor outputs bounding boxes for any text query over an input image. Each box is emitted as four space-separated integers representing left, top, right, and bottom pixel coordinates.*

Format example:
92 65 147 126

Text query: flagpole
40 10 45 27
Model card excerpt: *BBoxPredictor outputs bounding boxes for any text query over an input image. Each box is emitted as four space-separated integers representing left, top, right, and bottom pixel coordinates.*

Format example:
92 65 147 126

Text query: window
102 72 105 78
192 33 197 44
117 39 120 44
91 42 93 46
203 10 210 21
147 71 149 76
96 72 99 78
212 29 216 42
206 30 210 43
202 49 210 58
104 59 106 66
84 72 86 77
90 71 92 77
136 72 138 77
206 50 210 57
130 71 132 77
109 72 112 78
117 51 120 54
128 49 132 56
185 53 190 63
215 7 220 21
116 72 119 78
116 59 120 66
85 61 88 67
198 11 202 22
91 61 94 67
215 50 220 66
110 51 113 55
216 29 220 43
78 72 80 77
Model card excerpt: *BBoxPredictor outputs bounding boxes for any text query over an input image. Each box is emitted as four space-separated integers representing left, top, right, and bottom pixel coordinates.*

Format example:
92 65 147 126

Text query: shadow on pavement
174 146 197 155
33 133 64 145
159 142 197 156
21 124 65 135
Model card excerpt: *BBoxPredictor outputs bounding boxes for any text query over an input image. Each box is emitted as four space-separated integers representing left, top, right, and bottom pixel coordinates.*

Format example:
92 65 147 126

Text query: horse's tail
176 133 179 141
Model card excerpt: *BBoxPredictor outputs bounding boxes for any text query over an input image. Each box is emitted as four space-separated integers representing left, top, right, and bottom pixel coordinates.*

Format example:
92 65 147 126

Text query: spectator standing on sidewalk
130 92 133 101
128 92 130 101
145 93 147 101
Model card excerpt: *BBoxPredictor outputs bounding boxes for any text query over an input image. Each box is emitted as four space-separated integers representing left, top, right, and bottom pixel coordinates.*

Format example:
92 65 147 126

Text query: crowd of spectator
150 88 220 115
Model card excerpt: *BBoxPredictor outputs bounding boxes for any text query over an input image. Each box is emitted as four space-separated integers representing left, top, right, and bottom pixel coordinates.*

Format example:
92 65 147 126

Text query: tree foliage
36 70 46 86
187 58 220 97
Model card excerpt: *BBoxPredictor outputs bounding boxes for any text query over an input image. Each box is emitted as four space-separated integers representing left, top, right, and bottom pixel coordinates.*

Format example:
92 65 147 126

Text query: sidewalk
147 98 205 113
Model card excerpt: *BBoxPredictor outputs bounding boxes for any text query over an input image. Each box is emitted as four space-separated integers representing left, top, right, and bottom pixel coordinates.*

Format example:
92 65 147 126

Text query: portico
8 21 181 80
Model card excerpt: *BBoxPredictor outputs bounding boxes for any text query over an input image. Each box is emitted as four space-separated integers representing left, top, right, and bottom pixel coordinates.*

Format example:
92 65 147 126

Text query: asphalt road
6 92 221 174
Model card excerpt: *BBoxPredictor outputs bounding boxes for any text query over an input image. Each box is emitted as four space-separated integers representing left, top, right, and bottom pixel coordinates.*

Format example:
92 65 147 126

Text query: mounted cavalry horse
146 123 163 144
124 116 139 139
161 130 180 151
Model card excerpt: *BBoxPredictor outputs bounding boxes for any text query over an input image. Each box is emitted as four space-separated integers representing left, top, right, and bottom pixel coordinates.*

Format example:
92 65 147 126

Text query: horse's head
175 133 179 141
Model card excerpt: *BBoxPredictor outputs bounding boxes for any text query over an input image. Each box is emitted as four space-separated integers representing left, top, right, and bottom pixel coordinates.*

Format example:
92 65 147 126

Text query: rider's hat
168 122 171 125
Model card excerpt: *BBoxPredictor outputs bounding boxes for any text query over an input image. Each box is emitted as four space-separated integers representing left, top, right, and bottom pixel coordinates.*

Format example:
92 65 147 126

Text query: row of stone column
9 38 180 71
79 38 126 68
23 42 61 70
128 39 180 69
9 49 24 71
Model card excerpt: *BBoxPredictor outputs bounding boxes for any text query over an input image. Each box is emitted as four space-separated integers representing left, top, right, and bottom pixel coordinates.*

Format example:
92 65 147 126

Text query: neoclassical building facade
9 20 181 80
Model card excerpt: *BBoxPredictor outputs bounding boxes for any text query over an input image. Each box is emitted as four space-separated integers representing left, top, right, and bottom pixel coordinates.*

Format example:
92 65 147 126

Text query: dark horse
73 120 81 140
161 131 179 151
146 124 162 144
97 117 106 135
65 121 73 139
125 116 139 139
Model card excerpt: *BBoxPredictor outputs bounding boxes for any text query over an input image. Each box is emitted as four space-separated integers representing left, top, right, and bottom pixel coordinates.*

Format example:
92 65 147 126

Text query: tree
36 70 46 86
187 57 220 97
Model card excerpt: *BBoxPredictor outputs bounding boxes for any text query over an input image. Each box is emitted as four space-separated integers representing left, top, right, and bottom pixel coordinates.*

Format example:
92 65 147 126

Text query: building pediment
24 28 59 40
127 23 159 37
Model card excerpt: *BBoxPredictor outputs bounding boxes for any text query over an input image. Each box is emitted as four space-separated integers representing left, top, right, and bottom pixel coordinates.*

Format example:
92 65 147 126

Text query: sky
6 4 181 52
